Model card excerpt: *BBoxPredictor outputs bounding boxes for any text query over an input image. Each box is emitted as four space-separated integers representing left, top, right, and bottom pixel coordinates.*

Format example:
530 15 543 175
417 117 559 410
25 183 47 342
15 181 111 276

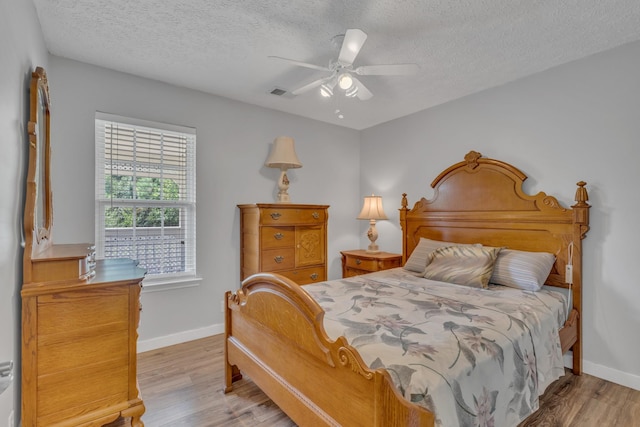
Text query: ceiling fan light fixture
320 84 333 98
338 73 353 90
272 28 417 102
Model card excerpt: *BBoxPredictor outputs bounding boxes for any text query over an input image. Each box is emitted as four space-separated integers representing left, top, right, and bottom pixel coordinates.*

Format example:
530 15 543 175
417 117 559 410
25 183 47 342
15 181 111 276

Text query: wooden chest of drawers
21 257 146 427
341 249 403 278
238 203 329 285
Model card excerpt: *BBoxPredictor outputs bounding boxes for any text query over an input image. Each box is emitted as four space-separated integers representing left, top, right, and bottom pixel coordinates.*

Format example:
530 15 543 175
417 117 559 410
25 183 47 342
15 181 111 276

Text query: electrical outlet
565 264 573 284
220 299 225 313
8 410 14 427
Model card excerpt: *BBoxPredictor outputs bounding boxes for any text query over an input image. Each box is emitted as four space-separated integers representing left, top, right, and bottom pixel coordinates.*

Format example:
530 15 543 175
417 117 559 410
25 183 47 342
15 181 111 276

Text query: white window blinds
95 113 196 277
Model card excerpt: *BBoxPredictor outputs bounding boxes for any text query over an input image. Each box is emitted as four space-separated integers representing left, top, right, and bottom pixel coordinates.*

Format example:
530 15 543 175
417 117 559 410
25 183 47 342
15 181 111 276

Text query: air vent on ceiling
269 87 295 99
270 87 286 96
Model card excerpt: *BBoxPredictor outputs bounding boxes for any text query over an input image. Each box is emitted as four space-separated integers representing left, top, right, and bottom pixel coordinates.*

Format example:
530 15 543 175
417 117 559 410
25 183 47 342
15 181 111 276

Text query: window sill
142 274 202 293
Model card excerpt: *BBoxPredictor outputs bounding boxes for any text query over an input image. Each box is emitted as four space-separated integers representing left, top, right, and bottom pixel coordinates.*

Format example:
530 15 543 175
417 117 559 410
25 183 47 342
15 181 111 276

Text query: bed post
224 290 242 392
399 193 409 264
571 181 590 375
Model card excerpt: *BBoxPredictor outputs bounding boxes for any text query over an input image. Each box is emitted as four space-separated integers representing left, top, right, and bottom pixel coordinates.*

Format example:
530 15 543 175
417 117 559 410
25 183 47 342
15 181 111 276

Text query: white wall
48 57 361 347
361 40 640 390
0 0 49 424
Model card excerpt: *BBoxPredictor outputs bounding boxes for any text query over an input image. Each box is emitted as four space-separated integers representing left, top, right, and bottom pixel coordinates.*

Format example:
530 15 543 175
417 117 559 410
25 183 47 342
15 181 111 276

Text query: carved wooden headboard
399 150 590 291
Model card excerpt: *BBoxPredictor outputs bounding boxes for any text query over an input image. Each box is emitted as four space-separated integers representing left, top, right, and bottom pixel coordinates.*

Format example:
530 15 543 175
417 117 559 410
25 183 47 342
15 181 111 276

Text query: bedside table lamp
265 136 302 203
357 194 388 253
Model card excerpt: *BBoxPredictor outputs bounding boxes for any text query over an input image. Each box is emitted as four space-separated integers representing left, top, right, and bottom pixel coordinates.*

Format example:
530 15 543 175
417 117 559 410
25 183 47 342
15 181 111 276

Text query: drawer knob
355 259 361 265
310 273 318 280
274 255 284 263
274 232 284 240
311 212 319 219
270 212 282 220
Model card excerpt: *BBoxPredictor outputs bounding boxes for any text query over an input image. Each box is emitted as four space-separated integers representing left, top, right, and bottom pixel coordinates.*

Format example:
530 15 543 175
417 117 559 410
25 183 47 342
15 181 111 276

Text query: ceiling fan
270 29 419 101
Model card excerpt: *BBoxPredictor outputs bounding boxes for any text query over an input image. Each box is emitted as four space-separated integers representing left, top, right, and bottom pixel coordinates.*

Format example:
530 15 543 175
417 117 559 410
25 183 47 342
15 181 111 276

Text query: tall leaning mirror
23 66 53 282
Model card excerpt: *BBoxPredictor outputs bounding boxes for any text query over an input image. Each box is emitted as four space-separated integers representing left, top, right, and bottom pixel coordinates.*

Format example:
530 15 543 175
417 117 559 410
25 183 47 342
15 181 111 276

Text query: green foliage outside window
105 175 180 227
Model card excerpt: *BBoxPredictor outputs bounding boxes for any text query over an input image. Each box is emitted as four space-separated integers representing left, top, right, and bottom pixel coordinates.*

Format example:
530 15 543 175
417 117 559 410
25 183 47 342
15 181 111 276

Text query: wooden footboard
224 273 435 427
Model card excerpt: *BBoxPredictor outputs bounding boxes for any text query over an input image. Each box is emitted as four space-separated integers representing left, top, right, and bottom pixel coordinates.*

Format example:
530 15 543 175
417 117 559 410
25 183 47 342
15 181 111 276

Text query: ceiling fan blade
351 77 373 100
291 76 331 95
338 29 367 66
355 63 420 76
268 56 331 72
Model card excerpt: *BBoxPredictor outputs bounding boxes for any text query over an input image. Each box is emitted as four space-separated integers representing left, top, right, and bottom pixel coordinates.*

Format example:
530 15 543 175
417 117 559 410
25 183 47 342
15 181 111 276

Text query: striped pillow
490 249 556 291
423 245 502 288
403 238 480 274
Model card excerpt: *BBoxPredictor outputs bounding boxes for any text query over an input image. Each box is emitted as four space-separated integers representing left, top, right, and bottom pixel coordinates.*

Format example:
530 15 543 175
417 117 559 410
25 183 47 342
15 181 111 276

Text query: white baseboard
564 352 640 391
137 323 224 353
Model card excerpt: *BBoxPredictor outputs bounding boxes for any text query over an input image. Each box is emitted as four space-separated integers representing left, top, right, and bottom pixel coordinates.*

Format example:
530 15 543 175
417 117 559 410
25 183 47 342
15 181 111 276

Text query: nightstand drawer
344 267 370 278
340 250 403 278
345 256 378 271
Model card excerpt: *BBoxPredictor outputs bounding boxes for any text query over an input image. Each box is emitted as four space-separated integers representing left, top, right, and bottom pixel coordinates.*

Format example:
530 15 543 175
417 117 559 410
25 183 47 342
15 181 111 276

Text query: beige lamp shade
357 195 388 220
357 195 387 253
265 136 302 169
265 136 302 203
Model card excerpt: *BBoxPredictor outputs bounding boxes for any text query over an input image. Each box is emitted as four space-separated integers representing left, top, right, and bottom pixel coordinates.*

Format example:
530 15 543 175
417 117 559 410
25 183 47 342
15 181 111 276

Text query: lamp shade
357 195 388 220
265 136 302 169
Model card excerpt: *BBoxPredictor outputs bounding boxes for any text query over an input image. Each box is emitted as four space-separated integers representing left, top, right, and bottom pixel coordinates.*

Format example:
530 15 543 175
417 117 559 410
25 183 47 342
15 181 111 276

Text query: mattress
304 268 568 427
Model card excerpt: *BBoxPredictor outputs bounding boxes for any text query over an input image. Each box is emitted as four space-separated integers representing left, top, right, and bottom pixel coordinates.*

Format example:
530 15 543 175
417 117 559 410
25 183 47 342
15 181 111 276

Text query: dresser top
238 203 330 209
31 243 94 262
22 258 146 296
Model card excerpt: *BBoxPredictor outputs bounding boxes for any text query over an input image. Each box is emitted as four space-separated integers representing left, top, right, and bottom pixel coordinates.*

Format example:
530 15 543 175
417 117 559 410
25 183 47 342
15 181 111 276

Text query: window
95 113 196 279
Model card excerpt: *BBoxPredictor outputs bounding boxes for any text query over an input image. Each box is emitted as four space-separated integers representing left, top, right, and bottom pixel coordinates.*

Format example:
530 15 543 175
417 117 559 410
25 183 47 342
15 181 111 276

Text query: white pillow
403 238 479 274
489 249 556 291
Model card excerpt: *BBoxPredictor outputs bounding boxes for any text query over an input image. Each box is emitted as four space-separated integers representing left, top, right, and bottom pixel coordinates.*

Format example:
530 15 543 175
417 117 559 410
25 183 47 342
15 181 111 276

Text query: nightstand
341 250 403 278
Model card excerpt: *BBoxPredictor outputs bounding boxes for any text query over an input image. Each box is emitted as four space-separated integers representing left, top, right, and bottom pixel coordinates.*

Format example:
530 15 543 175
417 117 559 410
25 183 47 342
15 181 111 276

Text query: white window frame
95 112 198 287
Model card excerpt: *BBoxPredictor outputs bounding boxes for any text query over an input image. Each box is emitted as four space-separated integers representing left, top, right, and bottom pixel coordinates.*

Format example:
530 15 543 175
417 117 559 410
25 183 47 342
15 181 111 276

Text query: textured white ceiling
33 0 640 130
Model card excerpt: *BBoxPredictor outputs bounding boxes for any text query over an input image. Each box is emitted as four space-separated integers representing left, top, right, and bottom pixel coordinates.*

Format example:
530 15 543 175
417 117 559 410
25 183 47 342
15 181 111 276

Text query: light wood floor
108 334 640 426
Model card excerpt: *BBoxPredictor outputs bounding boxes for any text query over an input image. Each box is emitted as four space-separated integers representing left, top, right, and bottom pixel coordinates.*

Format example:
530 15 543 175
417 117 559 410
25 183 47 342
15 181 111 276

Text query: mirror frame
24 66 53 276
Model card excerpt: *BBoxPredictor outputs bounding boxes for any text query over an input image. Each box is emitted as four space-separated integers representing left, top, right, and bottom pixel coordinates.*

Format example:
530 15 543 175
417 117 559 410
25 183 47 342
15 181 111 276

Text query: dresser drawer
261 248 296 271
37 357 129 422
279 266 326 285
261 207 326 225
38 330 128 375
261 226 295 248
31 243 95 282
37 288 129 335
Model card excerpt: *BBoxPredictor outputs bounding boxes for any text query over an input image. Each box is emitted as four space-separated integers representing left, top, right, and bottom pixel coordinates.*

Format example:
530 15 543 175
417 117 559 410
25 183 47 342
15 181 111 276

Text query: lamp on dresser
357 194 388 253
265 136 302 203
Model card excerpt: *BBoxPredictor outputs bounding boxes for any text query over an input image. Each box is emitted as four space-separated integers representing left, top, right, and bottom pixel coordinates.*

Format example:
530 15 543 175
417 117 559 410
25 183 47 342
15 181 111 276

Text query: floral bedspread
303 268 568 427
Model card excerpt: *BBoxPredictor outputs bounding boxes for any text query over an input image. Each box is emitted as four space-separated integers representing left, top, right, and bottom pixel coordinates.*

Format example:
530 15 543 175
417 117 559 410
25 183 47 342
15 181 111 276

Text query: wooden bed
224 151 590 426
